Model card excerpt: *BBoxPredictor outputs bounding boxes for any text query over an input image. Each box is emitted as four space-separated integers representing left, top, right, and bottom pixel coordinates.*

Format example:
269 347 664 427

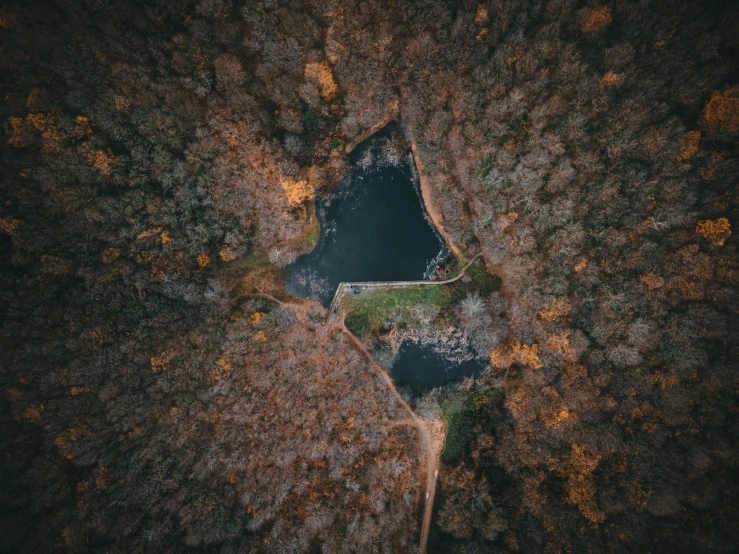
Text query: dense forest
1 0 738 552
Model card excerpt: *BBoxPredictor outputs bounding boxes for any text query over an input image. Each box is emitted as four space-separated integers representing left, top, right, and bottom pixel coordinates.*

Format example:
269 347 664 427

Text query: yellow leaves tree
489 341 543 370
696 217 731 246
563 444 605 523
4 111 117 176
304 62 338 101
197 252 211 267
136 227 170 244
639 272 665 290
0 217 20 235
474 4 488 23
18 403 44 423
4 117 28 147
581 6 612 33
280 176 314 207
5 112 92 152
78 142 116 175
599 71 624 88
219 245 237 261
217 356 232 371
69 115 94 140
27 112 67 152
676 131 701 161
701 86 739 133
538 297 571 321
150 352 172 373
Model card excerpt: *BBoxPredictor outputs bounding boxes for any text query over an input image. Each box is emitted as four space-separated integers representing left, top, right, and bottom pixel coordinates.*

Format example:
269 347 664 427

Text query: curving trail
337 321 444 554
419 418 446 554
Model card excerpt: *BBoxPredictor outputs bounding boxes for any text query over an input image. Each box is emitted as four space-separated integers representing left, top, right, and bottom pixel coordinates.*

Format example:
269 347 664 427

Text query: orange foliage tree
581 6 612 33
701 86 739 133
489 341 543 370
696 217 731 246
304 62 338 101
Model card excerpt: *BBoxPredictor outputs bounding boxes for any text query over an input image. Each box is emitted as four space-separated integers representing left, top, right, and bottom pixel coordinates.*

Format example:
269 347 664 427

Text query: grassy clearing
344 285 453 335
298 208 321 249
441 257 502 305
453 259 502 297
305 218 320 245
215 253 268 277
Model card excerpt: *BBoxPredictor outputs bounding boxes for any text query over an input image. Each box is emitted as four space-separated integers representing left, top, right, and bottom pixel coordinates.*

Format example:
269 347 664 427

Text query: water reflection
390 342 488 393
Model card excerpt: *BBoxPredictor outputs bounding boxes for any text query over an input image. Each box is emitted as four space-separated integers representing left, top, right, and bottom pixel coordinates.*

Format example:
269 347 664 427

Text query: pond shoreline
406 127 461 258
343 103 400 154
344 118 458 262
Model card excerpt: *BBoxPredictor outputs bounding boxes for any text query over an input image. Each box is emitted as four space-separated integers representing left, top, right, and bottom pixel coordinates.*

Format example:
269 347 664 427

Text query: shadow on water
286 122 446 307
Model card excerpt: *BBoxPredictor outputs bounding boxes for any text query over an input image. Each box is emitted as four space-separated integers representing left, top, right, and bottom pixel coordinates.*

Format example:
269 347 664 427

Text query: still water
286 122 445 306
390 342 488 393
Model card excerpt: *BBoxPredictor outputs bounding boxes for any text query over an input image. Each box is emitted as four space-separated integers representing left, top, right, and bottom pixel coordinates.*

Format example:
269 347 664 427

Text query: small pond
286 122 445 307
389 342 488 393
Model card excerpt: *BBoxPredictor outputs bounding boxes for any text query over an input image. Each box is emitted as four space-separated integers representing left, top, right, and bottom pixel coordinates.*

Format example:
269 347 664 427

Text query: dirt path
337 321 444 554
419 418 446 554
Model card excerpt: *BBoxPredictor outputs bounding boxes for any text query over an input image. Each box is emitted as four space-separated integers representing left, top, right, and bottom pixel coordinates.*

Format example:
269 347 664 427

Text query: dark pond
285 122 445 306
389 342 488 393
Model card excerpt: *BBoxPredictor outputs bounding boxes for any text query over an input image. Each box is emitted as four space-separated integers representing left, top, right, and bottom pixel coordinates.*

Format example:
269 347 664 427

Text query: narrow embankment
407 130 461 258
329 253 482 315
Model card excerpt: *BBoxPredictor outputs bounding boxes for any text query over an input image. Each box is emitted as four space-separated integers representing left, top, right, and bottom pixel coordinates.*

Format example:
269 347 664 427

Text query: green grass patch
344 285 453 335
341 261 502 337
303 216 320 246
444 258 502 303
293 205 320 250
344 311 370 337
218 252 268 275
448 250 467 278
